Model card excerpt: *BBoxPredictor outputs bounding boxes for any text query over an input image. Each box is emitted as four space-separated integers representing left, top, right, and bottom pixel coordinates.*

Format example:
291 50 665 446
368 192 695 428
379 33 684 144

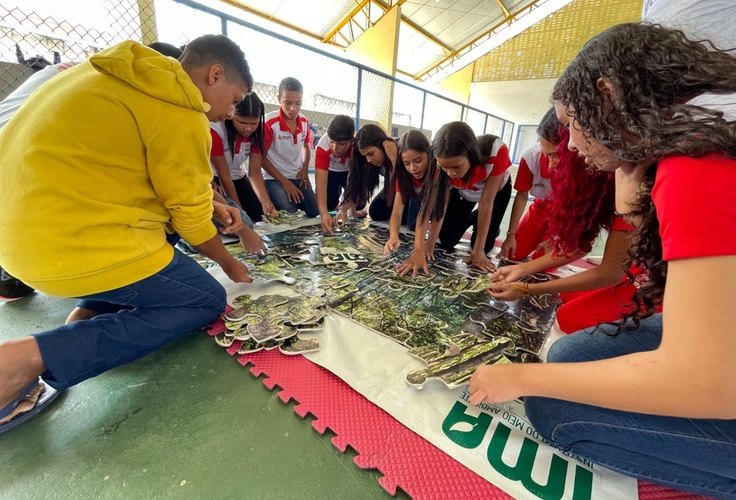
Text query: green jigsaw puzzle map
193 220 561 390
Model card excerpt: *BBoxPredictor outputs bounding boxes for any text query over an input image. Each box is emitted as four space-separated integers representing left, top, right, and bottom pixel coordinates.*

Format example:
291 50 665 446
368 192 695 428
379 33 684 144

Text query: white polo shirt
263 109 312 180
448 138 511 203
314 134 351 173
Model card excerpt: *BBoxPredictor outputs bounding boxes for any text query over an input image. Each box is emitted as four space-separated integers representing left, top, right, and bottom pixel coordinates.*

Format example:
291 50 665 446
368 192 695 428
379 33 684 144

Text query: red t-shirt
653 154 736 260
394 176 424 198
514 150 551 192
210 128 225 157
314 135 351 172
448 142 511 203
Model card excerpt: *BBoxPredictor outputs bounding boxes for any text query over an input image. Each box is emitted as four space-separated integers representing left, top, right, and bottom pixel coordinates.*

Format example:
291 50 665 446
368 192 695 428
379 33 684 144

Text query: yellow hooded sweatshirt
0 41 217 297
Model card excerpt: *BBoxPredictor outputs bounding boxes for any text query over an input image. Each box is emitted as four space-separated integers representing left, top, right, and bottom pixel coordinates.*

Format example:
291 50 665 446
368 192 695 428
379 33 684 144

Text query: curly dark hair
552 22 736 319
544 127 615 256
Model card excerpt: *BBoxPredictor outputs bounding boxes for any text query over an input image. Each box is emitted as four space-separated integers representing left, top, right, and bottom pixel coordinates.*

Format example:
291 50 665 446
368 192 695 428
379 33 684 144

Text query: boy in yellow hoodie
0 35 253 432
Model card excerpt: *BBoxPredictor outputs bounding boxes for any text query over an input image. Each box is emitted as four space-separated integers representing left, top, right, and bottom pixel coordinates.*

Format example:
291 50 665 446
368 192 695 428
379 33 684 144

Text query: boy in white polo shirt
261 77 319 217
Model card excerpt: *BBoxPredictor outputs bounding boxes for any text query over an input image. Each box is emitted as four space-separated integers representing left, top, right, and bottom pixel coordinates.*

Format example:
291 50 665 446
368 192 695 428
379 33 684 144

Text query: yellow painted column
137 0 159 45
434 62 473 105
346 6 401 133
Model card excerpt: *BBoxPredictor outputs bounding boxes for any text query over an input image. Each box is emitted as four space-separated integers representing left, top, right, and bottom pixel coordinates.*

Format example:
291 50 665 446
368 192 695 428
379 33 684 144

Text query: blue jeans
265 179 319 217
524 315 736 498
34 249 226 389
405 196 420 231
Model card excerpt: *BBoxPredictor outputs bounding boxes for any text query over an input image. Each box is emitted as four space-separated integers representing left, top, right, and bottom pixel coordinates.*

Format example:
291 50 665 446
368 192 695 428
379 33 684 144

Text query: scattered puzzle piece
263 209 306 225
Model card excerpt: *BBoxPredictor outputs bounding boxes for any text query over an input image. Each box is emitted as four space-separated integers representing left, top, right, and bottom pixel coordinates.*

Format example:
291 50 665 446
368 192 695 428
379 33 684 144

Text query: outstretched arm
471 254 736 419
489 228 628 300
499 190 529 258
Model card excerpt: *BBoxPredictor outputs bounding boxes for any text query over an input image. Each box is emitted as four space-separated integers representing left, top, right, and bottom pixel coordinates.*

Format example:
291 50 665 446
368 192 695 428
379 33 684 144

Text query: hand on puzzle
468 364 524 405
321 213 334 234
222 259 252 284
465 251 496 272
397 249 430 277
487 281 526 301
383 236 400 255
491 264 528 283
498 235 516 259
261 200 278 218
241 229 267 254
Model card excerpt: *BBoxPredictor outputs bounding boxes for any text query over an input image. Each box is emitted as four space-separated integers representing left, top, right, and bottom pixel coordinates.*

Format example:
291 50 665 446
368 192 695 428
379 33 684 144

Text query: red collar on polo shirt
449 164 487 190
277 109 305 144
337 143 353 164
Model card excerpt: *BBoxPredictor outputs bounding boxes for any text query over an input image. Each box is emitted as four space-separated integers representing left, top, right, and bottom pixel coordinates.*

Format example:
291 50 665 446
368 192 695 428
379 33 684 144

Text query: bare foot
0 337 45 408
65 307 99 324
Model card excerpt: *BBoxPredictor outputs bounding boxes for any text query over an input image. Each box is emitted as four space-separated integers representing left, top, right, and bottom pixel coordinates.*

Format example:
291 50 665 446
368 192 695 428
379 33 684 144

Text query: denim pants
34 249 226 389
265 179 319 217
326 170 348 211
525 315 736 498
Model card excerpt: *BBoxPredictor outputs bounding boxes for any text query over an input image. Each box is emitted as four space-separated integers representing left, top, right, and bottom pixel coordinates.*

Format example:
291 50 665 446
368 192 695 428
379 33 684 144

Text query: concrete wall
469 78 557 127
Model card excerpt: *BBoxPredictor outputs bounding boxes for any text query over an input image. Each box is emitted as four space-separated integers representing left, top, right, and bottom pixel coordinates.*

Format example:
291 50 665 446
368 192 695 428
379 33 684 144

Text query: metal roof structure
219 0 580 82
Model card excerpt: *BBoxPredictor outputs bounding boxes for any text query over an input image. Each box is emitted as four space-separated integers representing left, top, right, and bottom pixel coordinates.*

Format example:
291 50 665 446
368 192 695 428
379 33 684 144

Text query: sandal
0 378 62 435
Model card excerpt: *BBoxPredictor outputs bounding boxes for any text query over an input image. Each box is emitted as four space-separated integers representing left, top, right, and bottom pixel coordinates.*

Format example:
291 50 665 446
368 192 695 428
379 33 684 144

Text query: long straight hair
225 92 265 156
344 124 396 207
418 122 484 224
395 130 431 202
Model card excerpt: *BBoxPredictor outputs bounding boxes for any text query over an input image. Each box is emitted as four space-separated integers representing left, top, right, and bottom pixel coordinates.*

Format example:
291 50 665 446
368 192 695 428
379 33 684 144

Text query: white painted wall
469 78 557 126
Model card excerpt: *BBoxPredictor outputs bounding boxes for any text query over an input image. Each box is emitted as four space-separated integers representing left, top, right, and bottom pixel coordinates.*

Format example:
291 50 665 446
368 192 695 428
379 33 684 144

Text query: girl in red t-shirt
398 122 512 275
469 24 736 498
489 127 645 333
499 108 561 260
384 130 431 254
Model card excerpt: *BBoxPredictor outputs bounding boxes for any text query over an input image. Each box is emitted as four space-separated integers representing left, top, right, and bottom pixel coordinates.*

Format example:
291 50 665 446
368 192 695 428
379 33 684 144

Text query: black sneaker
0 267 35 301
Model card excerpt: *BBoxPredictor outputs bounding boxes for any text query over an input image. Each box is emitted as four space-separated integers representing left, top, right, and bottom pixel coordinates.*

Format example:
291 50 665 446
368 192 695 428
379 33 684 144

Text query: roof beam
219 0 323 41
373 0 453 53
322 0 372 43
414 0 544 80
494 0 511 19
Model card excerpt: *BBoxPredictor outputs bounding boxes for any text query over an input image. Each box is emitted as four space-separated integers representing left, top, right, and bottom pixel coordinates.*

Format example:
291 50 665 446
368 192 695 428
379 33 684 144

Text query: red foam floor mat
207 313 706 499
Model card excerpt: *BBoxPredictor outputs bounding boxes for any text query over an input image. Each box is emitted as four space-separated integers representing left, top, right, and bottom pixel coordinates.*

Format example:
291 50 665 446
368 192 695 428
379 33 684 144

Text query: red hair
542 127 615 256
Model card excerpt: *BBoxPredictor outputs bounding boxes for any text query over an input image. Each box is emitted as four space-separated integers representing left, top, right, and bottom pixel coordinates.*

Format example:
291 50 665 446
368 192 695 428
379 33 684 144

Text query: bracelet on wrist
507 231 516 236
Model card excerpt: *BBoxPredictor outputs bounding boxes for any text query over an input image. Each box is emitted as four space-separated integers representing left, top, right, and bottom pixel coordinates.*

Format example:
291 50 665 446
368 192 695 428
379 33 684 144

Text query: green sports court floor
0 197 606 499
0 294 401 499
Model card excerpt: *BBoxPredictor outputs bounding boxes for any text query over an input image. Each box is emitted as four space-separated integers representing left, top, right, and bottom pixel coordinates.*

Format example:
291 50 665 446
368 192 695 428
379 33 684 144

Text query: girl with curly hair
340 123 398 224
488 126 636 333
398 122 512 276
470 23 736 497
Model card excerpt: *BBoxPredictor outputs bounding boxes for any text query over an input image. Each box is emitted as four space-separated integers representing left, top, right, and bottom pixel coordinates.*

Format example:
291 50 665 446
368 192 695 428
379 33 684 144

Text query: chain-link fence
1 0 517 164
